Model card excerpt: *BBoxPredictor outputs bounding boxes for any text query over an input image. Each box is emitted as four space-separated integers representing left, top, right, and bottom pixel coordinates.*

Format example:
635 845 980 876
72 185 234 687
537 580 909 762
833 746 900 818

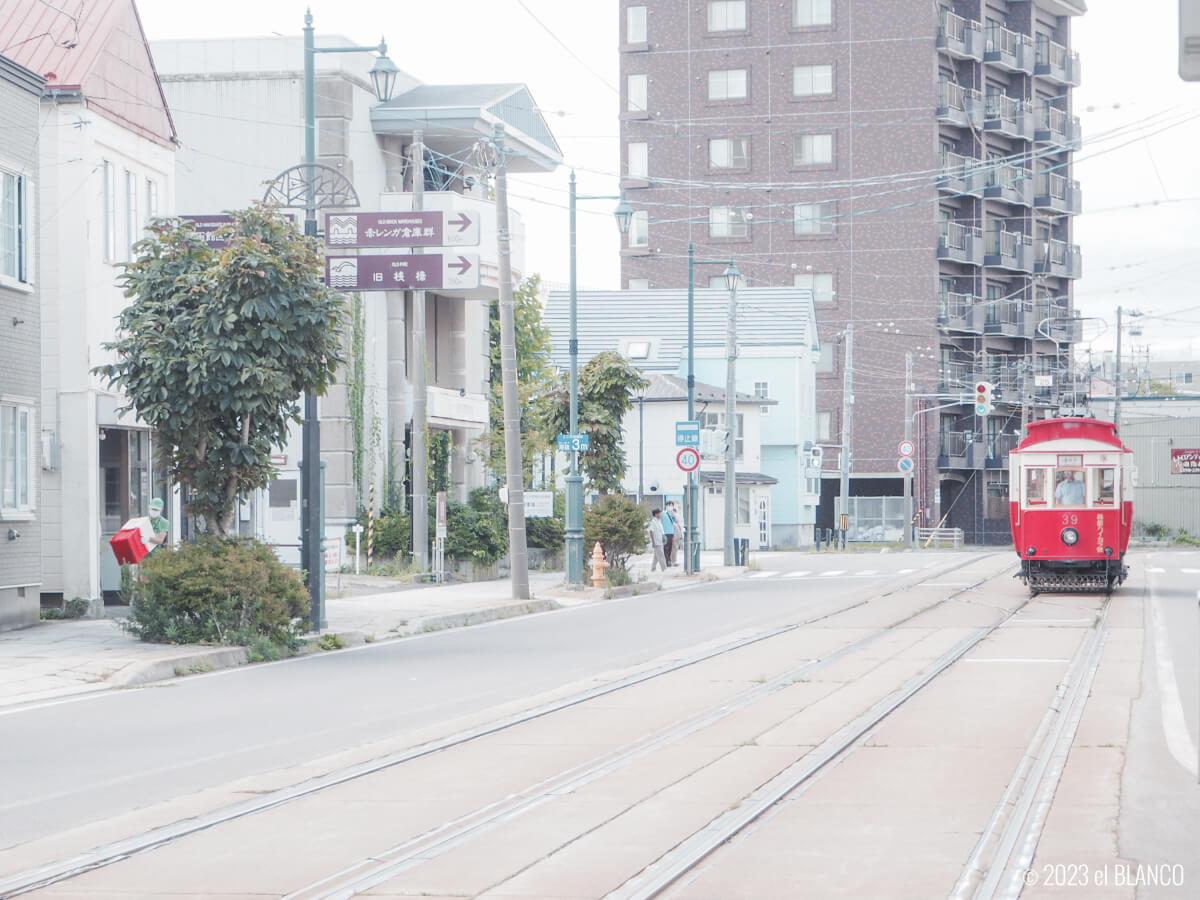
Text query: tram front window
1025 468 1047 505
1094 467 1115 505
1054 469 1086 506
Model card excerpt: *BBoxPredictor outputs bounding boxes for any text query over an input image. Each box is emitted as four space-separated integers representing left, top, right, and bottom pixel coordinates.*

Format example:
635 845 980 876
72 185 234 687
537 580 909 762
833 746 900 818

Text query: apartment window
794 271 834 304
0 169 28 284
628 74 648 113
627 141 648 179
708 68 747 100
707 0 746 31
626 5 647 43
754 381 769 415
1 403 33 513
628 278 650 290
103 161 117 263
817 411 832 440
629 210 649 247
793 0 832 26
145 179 159 222
709 137 748 169
792 64 833 97
709 206 749 238
806 476 821 495
793 201 835 235
793 133 833 166
125 170 138 259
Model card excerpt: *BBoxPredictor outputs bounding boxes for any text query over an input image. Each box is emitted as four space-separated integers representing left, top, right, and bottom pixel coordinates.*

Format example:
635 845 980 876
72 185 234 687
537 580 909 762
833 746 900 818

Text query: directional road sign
675 420 700 447
557 433 590 453
324 211 479 248
677 447 701 472
325 254 479 292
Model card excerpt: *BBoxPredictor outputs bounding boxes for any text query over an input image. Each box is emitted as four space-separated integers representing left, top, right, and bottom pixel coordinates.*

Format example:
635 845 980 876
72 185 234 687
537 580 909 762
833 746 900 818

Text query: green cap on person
149 497 164 513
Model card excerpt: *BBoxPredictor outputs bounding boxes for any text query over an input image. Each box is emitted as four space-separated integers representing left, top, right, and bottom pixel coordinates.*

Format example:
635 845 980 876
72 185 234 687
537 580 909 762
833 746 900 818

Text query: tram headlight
1104 546 1113 557
1061 527 1079 546
1026 546 1037 556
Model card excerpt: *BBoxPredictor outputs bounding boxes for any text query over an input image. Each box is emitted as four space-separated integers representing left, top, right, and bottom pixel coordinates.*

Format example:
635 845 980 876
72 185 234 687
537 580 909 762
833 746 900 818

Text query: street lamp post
301 10 398 630
686 246 738 573
565 171 632 586
722 263 741 566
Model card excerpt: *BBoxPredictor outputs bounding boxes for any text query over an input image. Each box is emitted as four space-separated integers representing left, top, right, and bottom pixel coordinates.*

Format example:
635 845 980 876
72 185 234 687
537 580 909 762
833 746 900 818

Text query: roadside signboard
675 420 701 447
897 440 915 457
324 210 479 248
557 433 590 453
1170 449 1200 474
524 491 554 517
182 213 297 248
436 491 448 539
677 447 701 472
325 254 479 292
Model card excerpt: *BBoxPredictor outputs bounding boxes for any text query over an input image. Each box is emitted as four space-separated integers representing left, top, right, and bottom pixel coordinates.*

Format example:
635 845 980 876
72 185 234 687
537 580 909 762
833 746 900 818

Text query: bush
348 508 411 560
583 494 647 572
446 488 508 565
526 514 565 549
125 538 309 648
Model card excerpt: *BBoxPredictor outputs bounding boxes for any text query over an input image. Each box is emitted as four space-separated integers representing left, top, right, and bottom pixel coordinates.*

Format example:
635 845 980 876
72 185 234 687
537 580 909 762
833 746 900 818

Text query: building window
628 74 648 113
806 476 821 495
794 202 835 235
626 340 651 359
125 170 138 260
628 278 650 290
792 64 833 97
708 275 727 289
793 0 832 26
707 0 746 31
794 271 834 304
629 210 649 247
754 380 769 415
627 141 648 179
0 403 33 513
0 169 28 284
146 179 158 222
103 161 117 263
626 5 647 43
793 133 833 166
709 137 749 169
708 68 747 100
709 206 749 238
817 411 832 440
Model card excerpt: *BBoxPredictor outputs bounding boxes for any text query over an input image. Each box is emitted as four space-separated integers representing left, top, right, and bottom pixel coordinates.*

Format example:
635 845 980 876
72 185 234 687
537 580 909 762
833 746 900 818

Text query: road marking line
859 570 876 576
1148 567 1167 573
961 658 1071 663
1180 568 1200 574
749 571 778 579
784 571 810 578
820 570 845 577
897 568 916 574
1149 584 1198 777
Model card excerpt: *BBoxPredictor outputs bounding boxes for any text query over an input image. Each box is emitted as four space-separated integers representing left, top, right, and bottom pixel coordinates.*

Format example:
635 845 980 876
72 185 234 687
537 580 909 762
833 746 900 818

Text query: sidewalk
0 552 742 710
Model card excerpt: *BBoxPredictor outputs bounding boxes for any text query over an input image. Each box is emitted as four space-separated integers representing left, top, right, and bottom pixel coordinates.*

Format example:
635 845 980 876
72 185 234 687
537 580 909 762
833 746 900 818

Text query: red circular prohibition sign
677 447 701 472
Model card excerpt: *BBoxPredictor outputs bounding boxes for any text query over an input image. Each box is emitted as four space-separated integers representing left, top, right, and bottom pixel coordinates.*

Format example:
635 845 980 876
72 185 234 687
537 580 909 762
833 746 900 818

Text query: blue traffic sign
675 420 701 447
898 456 914 473
557 433 590 452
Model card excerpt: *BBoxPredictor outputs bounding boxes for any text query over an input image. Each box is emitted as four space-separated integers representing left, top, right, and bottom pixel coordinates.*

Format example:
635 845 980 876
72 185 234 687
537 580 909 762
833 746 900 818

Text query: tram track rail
0 553 1008 899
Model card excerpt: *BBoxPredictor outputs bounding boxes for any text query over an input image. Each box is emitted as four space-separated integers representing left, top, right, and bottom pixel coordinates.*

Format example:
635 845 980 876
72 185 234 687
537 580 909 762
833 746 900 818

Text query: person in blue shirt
660 502 676 566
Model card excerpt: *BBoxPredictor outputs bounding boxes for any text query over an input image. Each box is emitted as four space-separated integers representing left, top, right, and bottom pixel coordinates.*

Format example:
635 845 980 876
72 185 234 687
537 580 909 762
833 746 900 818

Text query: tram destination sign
325 211 479 248
325 254 479 292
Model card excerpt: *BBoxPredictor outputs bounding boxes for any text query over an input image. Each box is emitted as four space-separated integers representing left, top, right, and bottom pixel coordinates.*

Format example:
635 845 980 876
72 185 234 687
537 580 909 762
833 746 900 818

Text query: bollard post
367 482 375 571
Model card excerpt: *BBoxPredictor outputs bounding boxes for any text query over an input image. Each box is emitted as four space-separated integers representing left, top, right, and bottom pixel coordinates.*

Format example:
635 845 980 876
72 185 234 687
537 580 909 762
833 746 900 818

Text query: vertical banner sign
436 490 448 539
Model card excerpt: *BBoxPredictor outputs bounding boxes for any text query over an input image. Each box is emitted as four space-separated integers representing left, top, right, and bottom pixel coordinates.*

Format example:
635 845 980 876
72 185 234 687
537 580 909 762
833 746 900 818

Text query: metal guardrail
917 527 964 548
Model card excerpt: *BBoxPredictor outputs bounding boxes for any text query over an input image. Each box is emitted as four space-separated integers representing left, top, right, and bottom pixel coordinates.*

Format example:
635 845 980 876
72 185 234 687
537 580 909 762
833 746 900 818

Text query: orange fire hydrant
589 542 608 587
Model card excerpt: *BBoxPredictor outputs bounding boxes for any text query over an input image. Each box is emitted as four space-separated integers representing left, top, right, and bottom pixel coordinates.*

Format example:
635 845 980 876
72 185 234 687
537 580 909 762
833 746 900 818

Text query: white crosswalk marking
1180 568 1200 574
749 571 778 579
820 570 845 577
1147 567 1167 573
897 568 915 574
785 571 810 578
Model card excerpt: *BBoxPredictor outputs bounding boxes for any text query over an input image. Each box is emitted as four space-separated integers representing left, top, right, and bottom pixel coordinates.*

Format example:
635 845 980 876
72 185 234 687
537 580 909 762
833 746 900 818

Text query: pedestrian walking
648 508 667 572
661 503 676 566
666 501 681 565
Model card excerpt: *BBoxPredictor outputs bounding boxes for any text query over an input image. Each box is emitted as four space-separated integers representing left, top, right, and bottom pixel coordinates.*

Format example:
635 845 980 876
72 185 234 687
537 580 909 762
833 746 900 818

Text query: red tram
1008 417 1135 594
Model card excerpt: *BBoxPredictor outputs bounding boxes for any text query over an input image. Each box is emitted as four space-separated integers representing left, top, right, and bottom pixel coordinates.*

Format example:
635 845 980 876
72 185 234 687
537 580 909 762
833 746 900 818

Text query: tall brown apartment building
618 0 1084 542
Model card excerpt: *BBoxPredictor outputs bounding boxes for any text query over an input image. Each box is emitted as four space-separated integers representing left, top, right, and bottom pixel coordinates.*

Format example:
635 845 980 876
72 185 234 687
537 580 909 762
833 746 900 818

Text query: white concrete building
2 0 178 606
150 36 561 564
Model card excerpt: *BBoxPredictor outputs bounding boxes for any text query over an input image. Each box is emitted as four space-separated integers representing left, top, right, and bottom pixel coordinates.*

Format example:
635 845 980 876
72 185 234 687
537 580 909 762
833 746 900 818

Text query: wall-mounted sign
1170 448 1200 475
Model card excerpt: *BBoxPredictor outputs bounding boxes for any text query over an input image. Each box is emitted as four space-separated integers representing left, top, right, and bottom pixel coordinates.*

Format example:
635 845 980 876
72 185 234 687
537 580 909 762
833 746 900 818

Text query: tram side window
1094 468 1115 505
1026 468 1048 505
1054 468 1086 506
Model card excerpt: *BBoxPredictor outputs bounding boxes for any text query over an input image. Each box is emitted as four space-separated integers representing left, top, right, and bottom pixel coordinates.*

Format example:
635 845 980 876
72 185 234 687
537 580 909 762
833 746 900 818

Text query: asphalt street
0 550 970 848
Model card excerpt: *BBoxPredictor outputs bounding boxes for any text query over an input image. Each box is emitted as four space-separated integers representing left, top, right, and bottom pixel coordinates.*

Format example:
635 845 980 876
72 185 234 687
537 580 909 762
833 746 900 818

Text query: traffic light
974 381 993 416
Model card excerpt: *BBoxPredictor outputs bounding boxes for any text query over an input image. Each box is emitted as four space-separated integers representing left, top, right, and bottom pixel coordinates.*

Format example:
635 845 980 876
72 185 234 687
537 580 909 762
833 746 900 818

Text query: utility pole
410 131 428 573
904 352 913 547
492 124 530 600
839 324 853 535
723 274 738 566
1113 305 1123 429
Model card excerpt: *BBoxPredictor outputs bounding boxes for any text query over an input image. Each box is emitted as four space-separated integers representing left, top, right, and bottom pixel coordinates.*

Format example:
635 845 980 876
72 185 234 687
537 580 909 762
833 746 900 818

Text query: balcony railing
940 430 970 458
939 290 974 319
985 228 1033 271
939 149 985 194
985 23 1034 73
938 360 974 392
937 80 984 128
984 93 1033 139
939 222 983 265
1035 35 1081 85
985 162 1033 205
1033 172 1080 214
1036 104 1081 148
939 9 984 59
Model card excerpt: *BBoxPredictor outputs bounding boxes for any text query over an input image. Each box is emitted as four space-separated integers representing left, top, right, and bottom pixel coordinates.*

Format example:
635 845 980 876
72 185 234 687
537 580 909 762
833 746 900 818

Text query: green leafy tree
583 494 647 572
96 207 345 535
486 274 555 481
543 350 647 494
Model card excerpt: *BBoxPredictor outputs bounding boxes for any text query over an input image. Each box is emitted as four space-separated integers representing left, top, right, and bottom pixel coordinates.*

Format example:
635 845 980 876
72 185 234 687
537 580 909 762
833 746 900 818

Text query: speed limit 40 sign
677 447 701 472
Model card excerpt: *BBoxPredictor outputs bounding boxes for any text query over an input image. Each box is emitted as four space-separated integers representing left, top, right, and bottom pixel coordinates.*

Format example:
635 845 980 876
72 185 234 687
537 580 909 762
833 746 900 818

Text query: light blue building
544 288 820 547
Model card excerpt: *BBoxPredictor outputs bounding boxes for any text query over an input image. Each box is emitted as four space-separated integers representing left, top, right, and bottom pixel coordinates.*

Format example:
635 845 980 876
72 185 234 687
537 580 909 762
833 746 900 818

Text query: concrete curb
406 598 561 635
109 646 249 687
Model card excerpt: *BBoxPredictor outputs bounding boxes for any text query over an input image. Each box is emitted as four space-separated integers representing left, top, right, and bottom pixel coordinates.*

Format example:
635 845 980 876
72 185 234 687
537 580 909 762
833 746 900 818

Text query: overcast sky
136 0 1200 360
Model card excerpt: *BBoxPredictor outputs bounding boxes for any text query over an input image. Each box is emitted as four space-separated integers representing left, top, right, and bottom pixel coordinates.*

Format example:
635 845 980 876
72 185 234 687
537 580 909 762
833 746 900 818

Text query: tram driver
1054 469 1086 506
